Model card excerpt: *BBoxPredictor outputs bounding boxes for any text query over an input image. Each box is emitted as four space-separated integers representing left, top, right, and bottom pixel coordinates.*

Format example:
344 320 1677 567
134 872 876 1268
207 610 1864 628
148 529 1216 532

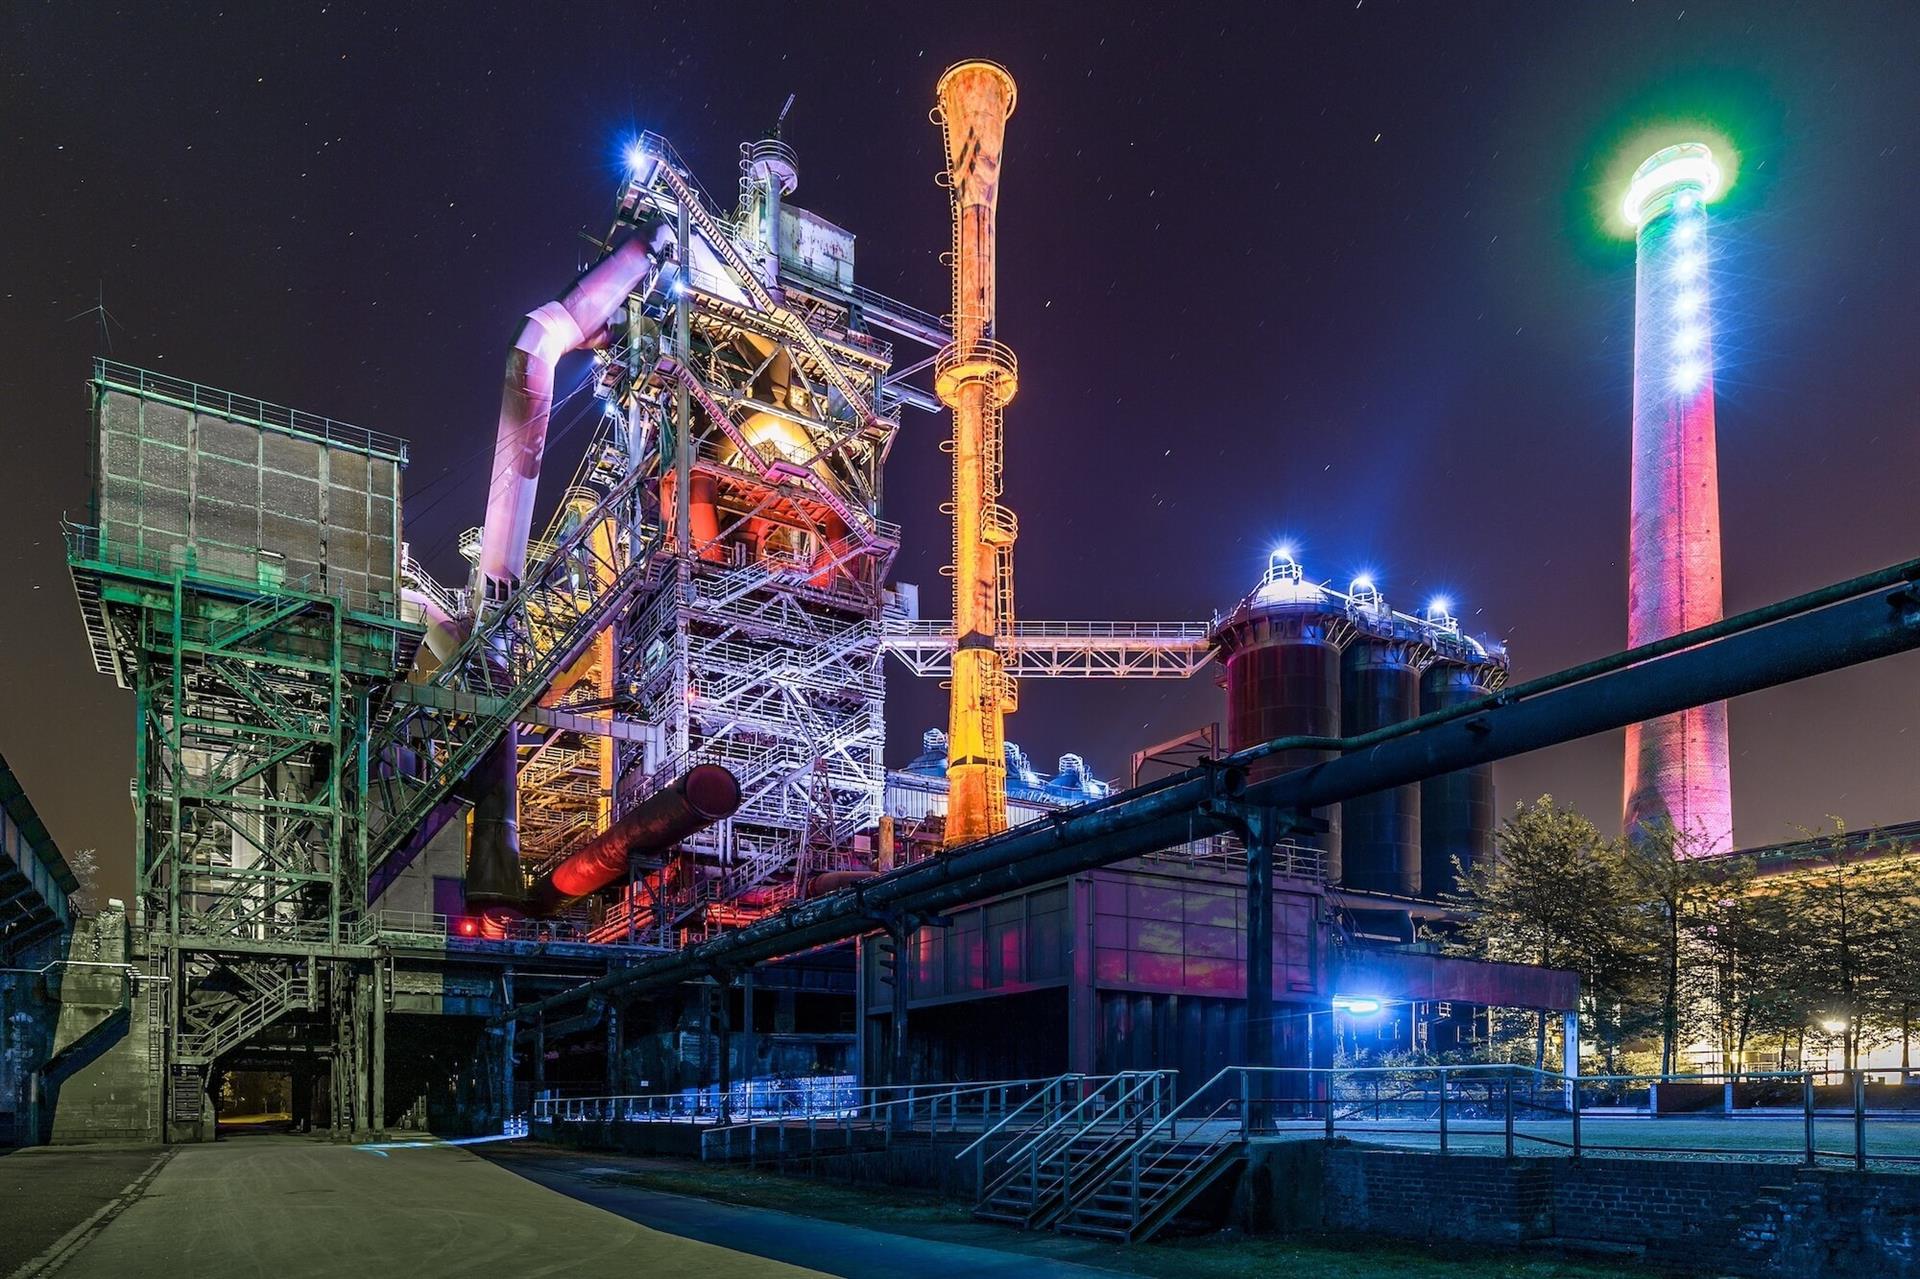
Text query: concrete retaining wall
1239 1141 1920 1278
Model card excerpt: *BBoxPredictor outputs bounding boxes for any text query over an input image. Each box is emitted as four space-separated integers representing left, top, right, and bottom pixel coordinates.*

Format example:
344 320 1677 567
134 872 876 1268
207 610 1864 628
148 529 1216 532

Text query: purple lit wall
1622 144 1734 855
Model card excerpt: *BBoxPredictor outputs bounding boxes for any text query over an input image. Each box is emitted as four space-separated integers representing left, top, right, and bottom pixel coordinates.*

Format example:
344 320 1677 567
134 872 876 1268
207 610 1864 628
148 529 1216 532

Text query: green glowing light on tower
1622 141 1725 228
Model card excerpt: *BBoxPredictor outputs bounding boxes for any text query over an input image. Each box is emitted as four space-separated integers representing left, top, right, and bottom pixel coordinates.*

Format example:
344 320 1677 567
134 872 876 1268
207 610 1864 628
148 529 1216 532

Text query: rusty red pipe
527 764 742 915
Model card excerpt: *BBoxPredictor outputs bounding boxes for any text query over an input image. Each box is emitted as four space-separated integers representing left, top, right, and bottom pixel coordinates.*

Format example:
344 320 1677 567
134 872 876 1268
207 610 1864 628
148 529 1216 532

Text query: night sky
3 3 1916 901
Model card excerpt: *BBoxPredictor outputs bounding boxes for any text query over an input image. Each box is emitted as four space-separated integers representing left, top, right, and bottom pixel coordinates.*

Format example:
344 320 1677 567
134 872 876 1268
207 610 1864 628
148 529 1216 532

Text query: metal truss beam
882 620 1215 678
389 682 662 746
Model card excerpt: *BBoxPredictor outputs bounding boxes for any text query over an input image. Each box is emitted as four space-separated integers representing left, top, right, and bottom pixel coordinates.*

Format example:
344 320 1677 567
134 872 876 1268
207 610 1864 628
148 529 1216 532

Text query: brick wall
1240 1142 1920 1278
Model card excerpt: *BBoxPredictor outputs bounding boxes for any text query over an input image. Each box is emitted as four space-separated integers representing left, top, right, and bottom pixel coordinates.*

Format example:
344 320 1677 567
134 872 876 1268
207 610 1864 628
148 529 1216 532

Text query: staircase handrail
978 1070 1171 1207
952 1071 1086 1163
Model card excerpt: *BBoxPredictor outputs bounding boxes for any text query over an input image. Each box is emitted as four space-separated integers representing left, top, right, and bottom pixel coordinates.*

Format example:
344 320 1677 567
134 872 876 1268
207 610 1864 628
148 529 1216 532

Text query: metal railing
1138 833 1327 882
883 618 1212 642
65 523 402 620
698 1076 1065 1165
1144 1064 1920 1172
94 358 409 460
365 909 615 948
973 1071 1176 1222
534 1076 1060 1148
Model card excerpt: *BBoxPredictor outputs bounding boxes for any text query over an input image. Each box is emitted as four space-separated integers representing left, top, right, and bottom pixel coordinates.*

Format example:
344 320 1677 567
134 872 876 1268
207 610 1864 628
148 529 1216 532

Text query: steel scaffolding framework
68 362 417 1133
549 132 905 944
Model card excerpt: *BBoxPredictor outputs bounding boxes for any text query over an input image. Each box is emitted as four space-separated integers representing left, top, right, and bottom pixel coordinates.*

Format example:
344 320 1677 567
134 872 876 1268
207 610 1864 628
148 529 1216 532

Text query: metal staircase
1054 1071 1250 1243
641 137 880 429
367 467 652 868
660 358 886 549
175 968 313 1065
971 1072 1173 1229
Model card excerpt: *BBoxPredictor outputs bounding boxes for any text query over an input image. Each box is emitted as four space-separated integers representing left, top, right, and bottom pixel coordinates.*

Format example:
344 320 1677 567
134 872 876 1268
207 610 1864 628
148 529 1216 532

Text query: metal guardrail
1137 833 1327 881
974 1071 1176 1225
532 1076 1053 1141
698 1076 1064 1165
1157 1064 1920 1171
95 358 409 460
367 909 604 946
66 523 403 620
884 619 1212 642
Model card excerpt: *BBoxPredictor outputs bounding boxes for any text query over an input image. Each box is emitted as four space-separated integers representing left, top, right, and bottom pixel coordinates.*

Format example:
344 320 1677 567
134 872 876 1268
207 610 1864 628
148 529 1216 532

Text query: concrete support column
1066 878 1098 1076
1246 826 1274 1133
352 970 372 1140
716 976 734 1122
604 999 622 1093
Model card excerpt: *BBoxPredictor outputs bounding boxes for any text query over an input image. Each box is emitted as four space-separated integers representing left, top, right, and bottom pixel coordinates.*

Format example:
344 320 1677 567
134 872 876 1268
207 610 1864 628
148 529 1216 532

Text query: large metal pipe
464 735 524 912
1340 637 1422 895
526 765 741 915
478 221 674 596
501 558 1920 1023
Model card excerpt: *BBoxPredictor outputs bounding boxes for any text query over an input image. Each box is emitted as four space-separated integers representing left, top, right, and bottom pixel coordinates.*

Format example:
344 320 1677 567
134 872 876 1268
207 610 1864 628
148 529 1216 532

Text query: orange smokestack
933 61 1019 845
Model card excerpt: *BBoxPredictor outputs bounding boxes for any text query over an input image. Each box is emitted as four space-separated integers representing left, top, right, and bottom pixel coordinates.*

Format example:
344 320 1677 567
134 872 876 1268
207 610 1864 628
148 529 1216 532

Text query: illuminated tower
1621 143 1733 855
934 61 1020 845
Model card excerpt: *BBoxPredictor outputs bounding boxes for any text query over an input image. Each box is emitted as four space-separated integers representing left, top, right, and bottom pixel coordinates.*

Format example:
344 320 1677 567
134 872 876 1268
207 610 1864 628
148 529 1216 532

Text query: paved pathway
485 1145 1126 1279
1 1145 170 1277
34 1136 819 1278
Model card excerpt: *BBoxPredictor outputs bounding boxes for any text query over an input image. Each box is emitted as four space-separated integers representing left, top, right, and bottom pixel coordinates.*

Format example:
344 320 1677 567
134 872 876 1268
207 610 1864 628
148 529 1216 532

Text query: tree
65 847 100 916
1775 823 1914 1072
1686 858 1794 1078
1617 820 1727 1075
1446 796 1647 1071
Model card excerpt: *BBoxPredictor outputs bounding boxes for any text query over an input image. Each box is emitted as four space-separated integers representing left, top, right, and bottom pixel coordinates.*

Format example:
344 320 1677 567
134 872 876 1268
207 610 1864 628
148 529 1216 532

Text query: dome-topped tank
1209 549 1348 880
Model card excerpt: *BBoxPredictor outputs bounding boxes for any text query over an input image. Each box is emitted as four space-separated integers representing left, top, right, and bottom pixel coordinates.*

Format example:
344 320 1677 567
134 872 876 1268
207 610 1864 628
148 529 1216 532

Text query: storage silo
1417 599 1508 899
1209 549 1347 880
1338 577 1425 896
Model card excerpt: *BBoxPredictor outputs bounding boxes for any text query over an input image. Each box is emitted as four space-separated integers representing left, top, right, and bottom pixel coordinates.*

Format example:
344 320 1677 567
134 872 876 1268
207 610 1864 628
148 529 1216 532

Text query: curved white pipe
478 222 674 594
401 586 465 673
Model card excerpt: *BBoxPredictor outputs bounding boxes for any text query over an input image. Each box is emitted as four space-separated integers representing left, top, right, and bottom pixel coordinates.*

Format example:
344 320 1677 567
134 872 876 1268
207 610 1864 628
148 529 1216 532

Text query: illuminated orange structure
934 60 1020 845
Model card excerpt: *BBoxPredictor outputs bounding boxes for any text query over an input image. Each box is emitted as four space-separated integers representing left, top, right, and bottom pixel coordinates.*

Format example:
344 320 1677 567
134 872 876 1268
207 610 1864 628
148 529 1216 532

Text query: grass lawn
604 1160 1674 1279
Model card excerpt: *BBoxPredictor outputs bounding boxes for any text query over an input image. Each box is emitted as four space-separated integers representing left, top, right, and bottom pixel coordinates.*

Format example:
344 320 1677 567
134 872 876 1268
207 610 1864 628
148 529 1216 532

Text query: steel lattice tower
1621 143 1734 855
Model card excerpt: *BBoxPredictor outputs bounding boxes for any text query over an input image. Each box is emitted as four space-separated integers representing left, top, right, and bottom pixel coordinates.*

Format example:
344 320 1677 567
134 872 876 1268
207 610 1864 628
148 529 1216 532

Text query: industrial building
32 62 1570 1144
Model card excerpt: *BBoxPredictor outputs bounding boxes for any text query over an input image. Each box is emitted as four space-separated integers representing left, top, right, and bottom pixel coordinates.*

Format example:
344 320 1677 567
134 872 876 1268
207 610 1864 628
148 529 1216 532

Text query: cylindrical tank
1418 656 1502 898
1340 636 1422 895
1212 570 1345 880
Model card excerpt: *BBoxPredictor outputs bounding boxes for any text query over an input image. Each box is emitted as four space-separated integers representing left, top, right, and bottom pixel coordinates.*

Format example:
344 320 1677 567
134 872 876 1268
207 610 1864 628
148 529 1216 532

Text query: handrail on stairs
976 1071 1174 1212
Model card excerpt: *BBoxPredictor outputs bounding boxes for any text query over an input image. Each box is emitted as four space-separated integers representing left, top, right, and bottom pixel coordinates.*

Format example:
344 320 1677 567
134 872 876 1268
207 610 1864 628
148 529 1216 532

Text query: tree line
1442 797 1920 1078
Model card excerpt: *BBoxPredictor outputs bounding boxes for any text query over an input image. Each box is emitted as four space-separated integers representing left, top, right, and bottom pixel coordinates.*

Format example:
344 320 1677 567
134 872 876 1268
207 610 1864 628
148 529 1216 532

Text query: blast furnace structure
50 64 1538 1143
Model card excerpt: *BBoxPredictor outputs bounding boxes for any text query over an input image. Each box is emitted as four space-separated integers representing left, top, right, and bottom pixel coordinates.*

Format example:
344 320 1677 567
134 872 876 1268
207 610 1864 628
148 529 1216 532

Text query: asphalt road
481 1144 1126 1279
16 1136 818 1278
0 1144 170 1277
